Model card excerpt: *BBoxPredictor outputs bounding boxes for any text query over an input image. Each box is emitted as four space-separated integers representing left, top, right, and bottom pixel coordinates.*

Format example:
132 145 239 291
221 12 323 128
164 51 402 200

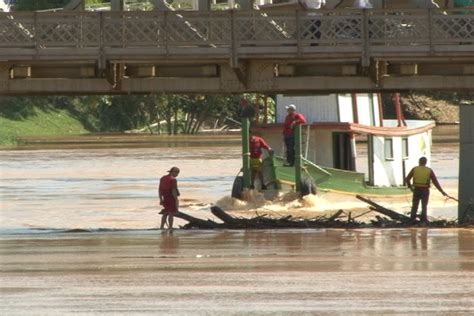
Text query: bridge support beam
150 0 169 11
111 0 125 11
192 0 211 11
459 103 474 223
235 0 254 10
63 0 85 10
0 64 9 91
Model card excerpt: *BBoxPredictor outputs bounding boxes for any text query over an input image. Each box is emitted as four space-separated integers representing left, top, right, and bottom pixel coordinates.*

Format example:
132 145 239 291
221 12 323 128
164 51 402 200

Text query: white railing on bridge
0 9 473 59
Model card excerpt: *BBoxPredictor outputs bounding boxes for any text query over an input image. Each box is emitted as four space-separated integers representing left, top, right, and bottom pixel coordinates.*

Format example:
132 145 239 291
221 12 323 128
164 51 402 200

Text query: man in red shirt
249 131 273 190
283 104 307 166
405 157 447 224
159 167 180 230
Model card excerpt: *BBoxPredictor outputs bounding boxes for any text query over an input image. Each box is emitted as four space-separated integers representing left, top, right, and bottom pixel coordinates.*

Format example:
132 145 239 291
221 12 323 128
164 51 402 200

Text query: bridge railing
0 9 473 57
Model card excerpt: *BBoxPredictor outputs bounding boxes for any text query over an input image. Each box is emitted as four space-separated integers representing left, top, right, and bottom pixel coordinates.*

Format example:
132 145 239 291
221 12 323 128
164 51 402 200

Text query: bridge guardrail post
164 10 169 56
98 11 105 70
428 8 434 55
34 11 39 57
296 9 301 56
230 10 238 67
361 9 370 68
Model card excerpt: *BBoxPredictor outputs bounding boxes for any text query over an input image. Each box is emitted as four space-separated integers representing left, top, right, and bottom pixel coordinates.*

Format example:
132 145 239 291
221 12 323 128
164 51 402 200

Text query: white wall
402 130 432 173
373 93 381 126
337 94 354 123
258 129 286 158
277 93 382 126
312 130 333 167
257 128 334 167
356 94 375 126
371 125 433 186
276 94 338 123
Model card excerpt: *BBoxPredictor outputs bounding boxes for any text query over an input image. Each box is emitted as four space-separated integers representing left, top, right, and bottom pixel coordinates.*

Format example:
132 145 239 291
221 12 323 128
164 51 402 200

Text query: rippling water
1 128 473 315
0 146 242 231
1 229 473 315
0 129 461 232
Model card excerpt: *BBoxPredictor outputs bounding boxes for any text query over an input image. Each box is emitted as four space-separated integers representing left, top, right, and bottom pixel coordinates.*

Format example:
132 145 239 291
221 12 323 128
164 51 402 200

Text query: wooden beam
126 65 155 78
231 61 248 88
356 195 411 223
389 63 418 75
11 66 31 79
0 64 10 91
104 63 125 89
63 0 85 10
174 211 222 229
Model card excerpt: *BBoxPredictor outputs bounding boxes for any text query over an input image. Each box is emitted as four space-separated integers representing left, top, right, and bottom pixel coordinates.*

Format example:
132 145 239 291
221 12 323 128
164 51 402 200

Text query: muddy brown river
1 126 473 314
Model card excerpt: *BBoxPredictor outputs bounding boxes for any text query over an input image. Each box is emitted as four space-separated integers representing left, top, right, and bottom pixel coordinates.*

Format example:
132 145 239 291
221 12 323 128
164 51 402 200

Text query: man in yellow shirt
405 157 448 224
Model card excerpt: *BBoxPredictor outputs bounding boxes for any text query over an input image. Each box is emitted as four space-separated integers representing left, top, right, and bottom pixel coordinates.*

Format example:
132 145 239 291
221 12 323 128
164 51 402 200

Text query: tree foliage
14 0 71 11
0 94 276 135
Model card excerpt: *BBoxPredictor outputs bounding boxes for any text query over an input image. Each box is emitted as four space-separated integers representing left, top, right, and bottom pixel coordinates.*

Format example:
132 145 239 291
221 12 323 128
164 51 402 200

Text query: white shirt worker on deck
353 0 373 9
303 0 326 42
304 0 326 10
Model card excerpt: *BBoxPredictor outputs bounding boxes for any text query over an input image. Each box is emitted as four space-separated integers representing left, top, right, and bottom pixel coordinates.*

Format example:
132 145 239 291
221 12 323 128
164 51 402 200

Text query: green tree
14 0 71 11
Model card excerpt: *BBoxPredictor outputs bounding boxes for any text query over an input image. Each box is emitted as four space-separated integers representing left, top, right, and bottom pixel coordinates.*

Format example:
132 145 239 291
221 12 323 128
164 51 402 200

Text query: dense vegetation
14 0 71 11
0 94 275 145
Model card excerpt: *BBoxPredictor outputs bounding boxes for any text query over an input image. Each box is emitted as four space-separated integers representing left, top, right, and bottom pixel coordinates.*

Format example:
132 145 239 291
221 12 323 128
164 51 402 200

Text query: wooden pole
174 211 221 229
263 95 269 124
295 123 302 192
356 195 411 223
459 103 474 223
242 117 251 188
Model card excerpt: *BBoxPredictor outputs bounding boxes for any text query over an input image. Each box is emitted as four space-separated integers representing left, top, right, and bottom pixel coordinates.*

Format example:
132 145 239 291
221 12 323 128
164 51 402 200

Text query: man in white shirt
304 0 326 9
353 0 373 9
303 0 326 45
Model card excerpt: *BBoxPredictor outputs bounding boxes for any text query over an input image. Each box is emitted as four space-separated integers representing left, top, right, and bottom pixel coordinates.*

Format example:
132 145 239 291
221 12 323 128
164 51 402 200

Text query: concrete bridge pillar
235 0 254 10
150 0 169 11
111 0 125 11
63 0 85 10
192 0 211 11
0 64 9 92
459 103 474 223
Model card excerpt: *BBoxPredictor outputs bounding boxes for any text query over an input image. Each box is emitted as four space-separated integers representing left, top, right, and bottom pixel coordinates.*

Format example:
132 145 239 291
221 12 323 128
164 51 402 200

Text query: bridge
0 9 473 94
0 7 473 222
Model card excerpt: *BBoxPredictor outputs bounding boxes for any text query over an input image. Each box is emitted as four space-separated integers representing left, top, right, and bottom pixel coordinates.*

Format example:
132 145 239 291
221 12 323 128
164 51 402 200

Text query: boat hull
269 156 410 196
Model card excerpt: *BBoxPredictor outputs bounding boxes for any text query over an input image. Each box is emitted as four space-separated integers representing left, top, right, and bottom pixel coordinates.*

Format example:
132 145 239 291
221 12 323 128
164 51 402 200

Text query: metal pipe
294 123 302 192
458 102 474 223
241 117 251 188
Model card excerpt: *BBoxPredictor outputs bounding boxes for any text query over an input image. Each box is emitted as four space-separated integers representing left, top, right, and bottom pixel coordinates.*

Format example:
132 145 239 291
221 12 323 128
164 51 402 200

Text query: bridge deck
0 9 473 93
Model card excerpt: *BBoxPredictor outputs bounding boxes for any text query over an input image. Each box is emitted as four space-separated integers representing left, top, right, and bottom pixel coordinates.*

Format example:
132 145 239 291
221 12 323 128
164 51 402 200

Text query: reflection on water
1 229 473 314
0 128 470 315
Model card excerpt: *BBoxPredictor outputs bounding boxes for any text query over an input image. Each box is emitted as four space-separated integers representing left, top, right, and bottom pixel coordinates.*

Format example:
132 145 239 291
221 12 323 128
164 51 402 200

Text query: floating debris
174 195 472 229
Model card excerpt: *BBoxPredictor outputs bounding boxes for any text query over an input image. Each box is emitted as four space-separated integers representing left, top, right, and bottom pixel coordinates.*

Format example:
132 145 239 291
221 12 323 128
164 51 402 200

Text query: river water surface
1 127 473 314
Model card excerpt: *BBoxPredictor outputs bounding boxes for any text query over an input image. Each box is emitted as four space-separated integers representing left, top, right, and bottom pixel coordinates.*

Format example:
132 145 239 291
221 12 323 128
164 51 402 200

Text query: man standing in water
405 157 447 224
249 130 273 190
283 104 307 166
159 167 180 230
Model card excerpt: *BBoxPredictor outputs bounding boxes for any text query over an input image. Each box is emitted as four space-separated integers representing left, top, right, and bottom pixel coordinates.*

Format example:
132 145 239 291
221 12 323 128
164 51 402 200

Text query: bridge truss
0 8 473 94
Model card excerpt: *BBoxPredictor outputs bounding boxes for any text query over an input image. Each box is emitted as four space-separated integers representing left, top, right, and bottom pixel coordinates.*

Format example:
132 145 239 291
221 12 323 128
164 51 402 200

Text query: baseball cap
167 167 180 173
285 104 296 111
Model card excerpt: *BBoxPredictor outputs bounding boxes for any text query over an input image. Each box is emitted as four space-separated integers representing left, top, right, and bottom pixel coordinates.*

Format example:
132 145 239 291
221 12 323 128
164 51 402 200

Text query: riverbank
0 123 460 151
0 107 89 146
